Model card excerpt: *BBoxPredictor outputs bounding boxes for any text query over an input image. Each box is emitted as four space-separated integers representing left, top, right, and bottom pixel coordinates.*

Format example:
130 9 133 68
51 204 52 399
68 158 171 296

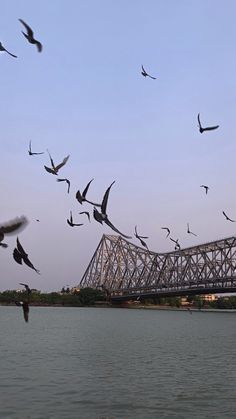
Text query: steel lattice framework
80 235 236 300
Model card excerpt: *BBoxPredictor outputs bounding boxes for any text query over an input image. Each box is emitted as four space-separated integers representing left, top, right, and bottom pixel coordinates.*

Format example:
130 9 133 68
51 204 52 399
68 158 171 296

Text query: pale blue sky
1 0 236 291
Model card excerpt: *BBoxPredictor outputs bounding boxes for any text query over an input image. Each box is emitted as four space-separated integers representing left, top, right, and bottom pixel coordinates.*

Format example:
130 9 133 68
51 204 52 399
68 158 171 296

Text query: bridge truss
80 235 236 300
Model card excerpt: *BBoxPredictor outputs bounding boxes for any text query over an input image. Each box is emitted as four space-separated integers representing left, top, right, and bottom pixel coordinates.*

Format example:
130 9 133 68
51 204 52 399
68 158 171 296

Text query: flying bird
0 42 17 58
161 227 170 238
134 226 149 249
57 178 70 194
170 237 181 250
0 215 28 248
19 283 31 294
28 140 44 156
19 19 42 52
200 185 209 194
187 223 197 237
44 150 70 175
13 237 40 274
67 211 83 227
222 211 235 222
93 181 132 239
197 113 219 133
79 211 91 222
141 65 156 79
15 301 29 322
76 179 101 206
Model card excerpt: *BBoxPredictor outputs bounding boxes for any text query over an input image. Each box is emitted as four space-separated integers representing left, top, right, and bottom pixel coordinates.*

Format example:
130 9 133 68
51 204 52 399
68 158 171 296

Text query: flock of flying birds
1 19 234 321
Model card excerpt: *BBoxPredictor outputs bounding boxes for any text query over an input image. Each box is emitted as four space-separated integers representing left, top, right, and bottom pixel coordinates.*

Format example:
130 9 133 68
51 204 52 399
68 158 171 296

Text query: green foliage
0 287 105 306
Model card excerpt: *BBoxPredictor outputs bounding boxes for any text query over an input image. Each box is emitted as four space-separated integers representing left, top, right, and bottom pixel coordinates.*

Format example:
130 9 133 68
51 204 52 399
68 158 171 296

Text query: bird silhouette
79 211 91 222
141 65 156 79
76 179 101 206
44 150 70 175
134 226 149 249
0 42 17 58
28 140 44 156
57 178 70 194
161 227 170 237
200 185 209 194
197 114 219 133
93 181 132 239
0 216 28 248
19 283 31 295
13 237 40 274
19 19 42 52
67 211 83 227
15 301 29 322
170 237 181 250
187 223 197 237
222 211 235 222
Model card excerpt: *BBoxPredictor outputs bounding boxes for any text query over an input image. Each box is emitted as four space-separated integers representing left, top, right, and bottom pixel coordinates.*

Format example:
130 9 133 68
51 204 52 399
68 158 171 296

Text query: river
0 306 235 418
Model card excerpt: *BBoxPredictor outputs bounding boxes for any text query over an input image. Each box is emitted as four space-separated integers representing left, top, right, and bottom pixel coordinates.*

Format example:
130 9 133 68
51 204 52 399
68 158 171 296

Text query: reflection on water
0 306 236 419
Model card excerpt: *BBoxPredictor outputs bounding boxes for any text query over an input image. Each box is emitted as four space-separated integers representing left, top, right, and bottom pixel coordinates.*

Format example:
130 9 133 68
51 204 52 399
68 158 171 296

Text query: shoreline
1 302 236 312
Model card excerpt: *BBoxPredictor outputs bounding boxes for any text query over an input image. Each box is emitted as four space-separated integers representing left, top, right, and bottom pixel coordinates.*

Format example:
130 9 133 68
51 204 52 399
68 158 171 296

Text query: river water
0 306 235 419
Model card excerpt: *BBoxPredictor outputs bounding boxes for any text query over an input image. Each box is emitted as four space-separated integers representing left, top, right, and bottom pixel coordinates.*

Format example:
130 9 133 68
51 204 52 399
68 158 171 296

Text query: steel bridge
79 234 236 301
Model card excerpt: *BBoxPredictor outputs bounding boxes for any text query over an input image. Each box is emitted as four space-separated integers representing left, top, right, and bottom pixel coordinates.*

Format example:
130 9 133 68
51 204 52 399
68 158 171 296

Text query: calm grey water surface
0 306 235 419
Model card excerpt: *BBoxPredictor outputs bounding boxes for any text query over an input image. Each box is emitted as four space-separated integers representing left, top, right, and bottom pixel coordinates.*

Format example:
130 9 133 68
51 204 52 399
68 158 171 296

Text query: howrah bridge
79 235 236 301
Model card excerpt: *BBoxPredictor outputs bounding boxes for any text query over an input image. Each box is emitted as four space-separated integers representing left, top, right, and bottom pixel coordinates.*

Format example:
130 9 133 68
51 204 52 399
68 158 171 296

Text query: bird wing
57 178 66 182
66 180 70 193
222 211 227 219
13 248 23 265
19 19 34 37
0 216 28 235
197 113 201 127
44 165 56 175
80 211 90 220
46 150 55 169
82 179 94 198
19 282 27 288
203 125 219 131
101 181 115 214
54 155 70 172
141 65 146 73
4 48 17 58
105 218 131 239
29 140 32 153
16 237 28 256
23 255 40 274
35 40 43 52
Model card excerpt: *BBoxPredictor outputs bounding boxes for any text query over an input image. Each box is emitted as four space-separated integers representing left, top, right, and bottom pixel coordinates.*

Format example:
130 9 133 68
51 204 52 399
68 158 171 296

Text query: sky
1 0 236 292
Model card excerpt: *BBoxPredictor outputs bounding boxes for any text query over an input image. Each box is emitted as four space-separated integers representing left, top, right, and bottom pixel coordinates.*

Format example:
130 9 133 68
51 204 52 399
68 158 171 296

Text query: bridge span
79 234 236 301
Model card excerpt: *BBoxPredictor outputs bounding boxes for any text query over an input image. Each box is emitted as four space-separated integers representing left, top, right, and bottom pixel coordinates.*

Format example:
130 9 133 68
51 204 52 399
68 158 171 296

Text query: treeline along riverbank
0 288 236 309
